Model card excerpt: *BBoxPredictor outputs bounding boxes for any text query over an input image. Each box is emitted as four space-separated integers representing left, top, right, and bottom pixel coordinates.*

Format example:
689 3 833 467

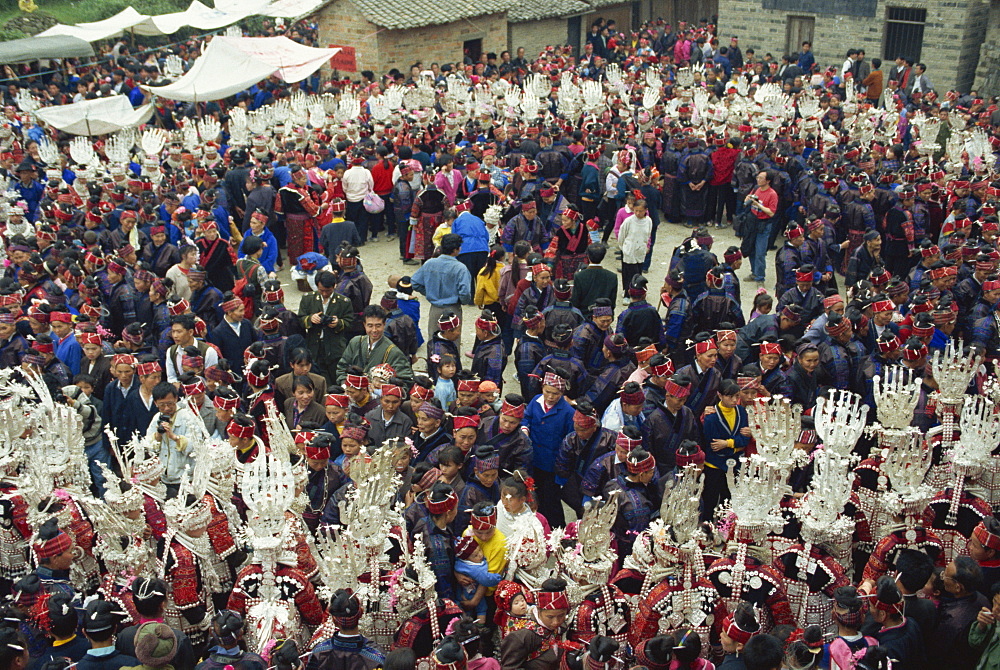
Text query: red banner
328 45 357 72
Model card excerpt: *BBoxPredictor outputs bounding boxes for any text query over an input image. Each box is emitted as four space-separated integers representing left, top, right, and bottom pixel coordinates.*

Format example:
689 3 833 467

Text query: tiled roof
508 0 590 22
349 0 519 29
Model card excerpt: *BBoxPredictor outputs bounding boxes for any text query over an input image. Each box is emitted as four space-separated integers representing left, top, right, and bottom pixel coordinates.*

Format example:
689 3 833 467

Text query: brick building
315 0 513 75
316 0 718 75
717 0 987 93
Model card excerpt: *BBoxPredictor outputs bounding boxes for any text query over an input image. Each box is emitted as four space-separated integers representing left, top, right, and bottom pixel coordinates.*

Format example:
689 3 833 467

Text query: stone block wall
974 0 1000 96
376 12 509 73
717 0 986 92
509 17 571 59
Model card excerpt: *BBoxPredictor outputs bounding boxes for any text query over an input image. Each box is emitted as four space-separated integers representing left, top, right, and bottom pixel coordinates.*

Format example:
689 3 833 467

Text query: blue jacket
451 212 491 254
523 394 576 472
702 402 750 471
55 333 82 376
239 227 278 273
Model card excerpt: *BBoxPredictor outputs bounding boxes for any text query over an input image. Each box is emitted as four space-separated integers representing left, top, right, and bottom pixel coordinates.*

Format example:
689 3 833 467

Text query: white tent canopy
38 0 328 42
35 95 155 136
38 7 148 43
142 36 340 102
134 1 257 37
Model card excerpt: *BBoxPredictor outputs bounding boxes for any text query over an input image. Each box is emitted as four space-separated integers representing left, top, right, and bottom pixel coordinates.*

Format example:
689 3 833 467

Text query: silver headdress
551 493 619 603
626 465 706 598
928 340 982 488
17 369 91 492
240 443 301 652
725 396 802 543
798 390 866 544
311 446 403 643
88 464 158 582
938 394 1000 527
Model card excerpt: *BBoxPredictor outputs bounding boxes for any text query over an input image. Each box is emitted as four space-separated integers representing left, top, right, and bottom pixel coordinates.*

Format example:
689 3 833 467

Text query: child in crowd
436 445 466 496
493 581 532 638
434 354 458 408
750 289 773 320
454 536 503 623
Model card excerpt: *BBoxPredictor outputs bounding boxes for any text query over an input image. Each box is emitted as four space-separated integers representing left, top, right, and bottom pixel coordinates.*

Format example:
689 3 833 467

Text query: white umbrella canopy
35 95 155 136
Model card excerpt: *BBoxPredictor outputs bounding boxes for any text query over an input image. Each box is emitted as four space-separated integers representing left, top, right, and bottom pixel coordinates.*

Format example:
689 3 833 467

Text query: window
785 16 814 58
884 7 925 63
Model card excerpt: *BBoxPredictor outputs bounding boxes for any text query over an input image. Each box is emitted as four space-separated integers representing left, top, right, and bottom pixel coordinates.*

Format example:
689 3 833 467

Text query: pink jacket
434 169 463 205
674 39 691 63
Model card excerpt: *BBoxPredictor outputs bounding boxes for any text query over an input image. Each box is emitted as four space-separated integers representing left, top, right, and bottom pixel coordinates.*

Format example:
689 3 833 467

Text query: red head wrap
470 506 498 530
676 444 706 467
693 338 717 355
627 451 656 474
213 393 240 412
974 521 1000 552
722 613 758 645
501 399 525 418
535 588 569 611
456 379 480 393
136 361 161 376
34 529 72 560
227 419 256 440
871 300 895 313
541 371 568 391
453 415 481 430
758 341 783 356
344 374 369 390
663 378 690 398
426 488 458 515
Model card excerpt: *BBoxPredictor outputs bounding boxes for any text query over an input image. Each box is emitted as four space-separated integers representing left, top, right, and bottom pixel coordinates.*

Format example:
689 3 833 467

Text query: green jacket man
298 270 355 384
335 304 414 383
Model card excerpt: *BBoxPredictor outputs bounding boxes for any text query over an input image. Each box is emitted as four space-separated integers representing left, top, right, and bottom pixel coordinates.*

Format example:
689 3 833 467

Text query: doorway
463 38 482 64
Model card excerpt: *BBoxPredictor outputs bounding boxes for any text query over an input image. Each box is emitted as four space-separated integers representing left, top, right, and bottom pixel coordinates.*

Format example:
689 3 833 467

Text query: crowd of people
2 10 1000 670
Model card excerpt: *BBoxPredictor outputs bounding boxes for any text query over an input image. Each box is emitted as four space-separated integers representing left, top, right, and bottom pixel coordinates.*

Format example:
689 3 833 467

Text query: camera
156 413 171 434
320 314 335 327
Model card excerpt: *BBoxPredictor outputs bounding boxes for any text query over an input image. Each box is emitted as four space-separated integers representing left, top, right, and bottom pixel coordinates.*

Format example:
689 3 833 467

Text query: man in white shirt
165 314 219 385
342 153 375 244
842 49 858 79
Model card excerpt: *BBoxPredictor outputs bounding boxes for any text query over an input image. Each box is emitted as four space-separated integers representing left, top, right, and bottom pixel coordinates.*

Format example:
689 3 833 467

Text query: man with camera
298 269 355 385
144 382 204 499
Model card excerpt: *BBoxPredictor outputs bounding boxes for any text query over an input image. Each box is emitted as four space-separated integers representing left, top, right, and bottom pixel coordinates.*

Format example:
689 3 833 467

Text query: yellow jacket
475 265 503 307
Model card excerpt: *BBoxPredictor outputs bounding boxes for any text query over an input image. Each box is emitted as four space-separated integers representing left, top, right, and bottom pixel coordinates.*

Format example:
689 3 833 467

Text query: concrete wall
509 18 572 59
376 12 509 73
717 0 987 92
